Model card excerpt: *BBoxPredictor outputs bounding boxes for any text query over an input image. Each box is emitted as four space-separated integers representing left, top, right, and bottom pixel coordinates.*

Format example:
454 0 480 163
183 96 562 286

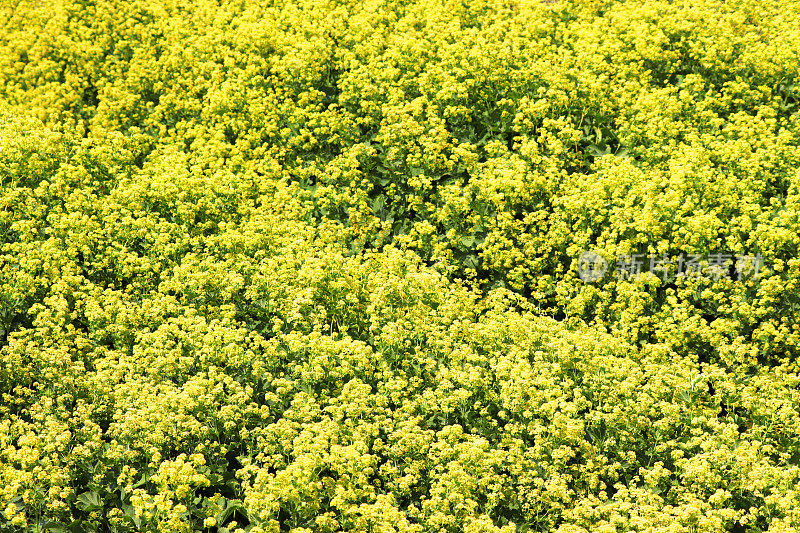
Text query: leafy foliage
2 0 800 531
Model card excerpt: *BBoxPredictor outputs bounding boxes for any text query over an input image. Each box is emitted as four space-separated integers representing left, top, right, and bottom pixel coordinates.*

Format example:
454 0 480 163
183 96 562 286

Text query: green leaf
42 521 69 533
371 195 385 216
123 504 141 529
76 491 102 512
217 498 248 525
132 472 149 489
44 519 90 533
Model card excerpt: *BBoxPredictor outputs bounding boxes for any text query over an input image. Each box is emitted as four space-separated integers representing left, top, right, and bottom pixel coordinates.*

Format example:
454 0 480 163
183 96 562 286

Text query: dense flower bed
2 0 800 531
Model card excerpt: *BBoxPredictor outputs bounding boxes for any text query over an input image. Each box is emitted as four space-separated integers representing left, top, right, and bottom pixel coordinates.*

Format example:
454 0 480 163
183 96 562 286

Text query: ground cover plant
1 0 800 531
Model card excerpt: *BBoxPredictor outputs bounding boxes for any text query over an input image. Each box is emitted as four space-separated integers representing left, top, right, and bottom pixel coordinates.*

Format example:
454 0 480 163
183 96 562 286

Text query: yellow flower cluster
2 0 800 531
